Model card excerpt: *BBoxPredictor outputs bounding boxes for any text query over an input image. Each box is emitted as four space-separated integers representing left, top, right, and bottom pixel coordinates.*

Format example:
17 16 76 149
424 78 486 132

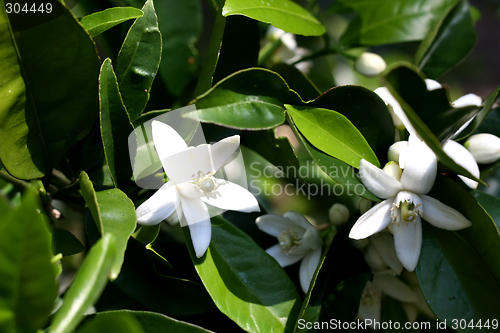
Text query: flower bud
328 203 350 226
465 133 500 164
364 245 387 271
387 141 409 163
383 161 402 181
354 52 386 77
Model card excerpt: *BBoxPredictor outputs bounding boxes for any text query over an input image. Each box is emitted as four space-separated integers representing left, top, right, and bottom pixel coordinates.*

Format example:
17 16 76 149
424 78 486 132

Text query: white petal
358 282 381 324
375 87 407 129
202 180 259 213
399 134 420 169
297 226 322 254
400 140 437 194
421 195 472 230
162 145 214 184
393 216 422 272
179 196 210 226
403 303 418 323
452 116 475 139
388 141 409 163
256 214 296 237
283 211 314 230
443 140 479 189
152 121 188 170
452 93 482 108
299 247 322 293
210 135 240 171
188 219 212 258
136 181 180 226
349 199 393 240
424 79 442 91
372 274 418 303
370 233 403 275
359 159 403 199
266 244 304 267
176 181 205 199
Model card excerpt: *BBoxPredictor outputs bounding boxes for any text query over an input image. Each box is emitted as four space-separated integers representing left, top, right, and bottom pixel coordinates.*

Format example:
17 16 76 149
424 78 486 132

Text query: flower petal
375 87 408 130
452 93 482 108
421 195 472 230
188 219 212 258
370 233 403 275
283 211 314 230
424 79 442 91
296 226 322 254
162 144 214 184
256 214 296 237
359 159 403 199
400 140 437 194
372 274 418 303
202 180 259 213
443 140 479 189
210 135 240 171
179 196 210 226
299 247 322 293
393 216 422 272
266 244 304 267
152 121 188 170
358 282 381 324
349 199 393 240
136 180 180 226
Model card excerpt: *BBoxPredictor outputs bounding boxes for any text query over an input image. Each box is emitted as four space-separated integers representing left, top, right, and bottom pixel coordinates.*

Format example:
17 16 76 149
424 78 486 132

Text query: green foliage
80 7 144 37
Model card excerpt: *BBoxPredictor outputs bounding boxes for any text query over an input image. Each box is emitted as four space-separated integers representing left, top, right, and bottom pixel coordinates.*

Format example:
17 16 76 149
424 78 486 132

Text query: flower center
200 178 215 192
401 202 417 223
390 191 423 227
278 228 301 254
191 171 223 199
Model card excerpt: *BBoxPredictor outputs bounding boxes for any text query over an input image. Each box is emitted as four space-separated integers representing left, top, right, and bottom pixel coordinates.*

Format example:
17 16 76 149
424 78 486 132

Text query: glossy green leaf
454 83 500 141
271 63 321 102
222 0 325 36
80 7 144 37
286 105 379 168
188 216 301 333
116 0 162 121
192 68 302 130
48 234 117 333
415 0 476 79
0 0 100 179
338 0 456 46
80 171 136 279
471 190 500 229
310 85 395 161
416 224 500 329
0 189 57 333
84 310 215 333
155 0 201 96
428 176 500 283
132 224 161 246
99 58 135 188
78 312 144 333
52 227 86 257
382 64 483 184
193 2 226 97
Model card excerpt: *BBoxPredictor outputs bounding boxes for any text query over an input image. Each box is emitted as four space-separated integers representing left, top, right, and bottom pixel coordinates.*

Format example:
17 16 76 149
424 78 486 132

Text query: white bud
358 198 372 215
383 161 402 181
364 245 387 271
465 133 500 164
328 203 350 226
354 52 386 77
387 141 409 163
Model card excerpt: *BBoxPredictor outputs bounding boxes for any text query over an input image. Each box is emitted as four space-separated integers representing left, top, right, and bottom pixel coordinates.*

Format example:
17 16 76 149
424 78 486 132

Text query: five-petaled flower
136 121 260 258
349 138 472 271
256 211 322 293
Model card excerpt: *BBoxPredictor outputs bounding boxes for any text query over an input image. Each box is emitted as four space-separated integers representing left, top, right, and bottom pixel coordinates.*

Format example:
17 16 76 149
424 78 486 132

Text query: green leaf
382 63 483 184
0 0 100 179
222 0 325 36
155 0 201 96
80 7 144 38
416 224 500 329
310 85 395 161
415 0 476 79
116 0 162 121
52 227 86 257
286 105 379 169
188 216 301 333
192 68 302 130
48 234 117 333
471 190 500 229
271 63 321 102
83 310 215 333
78 311 144 333
338 0 456 46
79 171 136 279
99 58 135 188
0 189 57 333
454 83 500 141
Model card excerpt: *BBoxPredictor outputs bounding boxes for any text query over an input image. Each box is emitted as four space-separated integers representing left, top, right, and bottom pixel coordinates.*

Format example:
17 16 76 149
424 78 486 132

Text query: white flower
135 121 260 258
465 133 500 164
350 141 472 271
266 27 312 74
354 52 386 78
256 211 322 293
375 80 482 189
